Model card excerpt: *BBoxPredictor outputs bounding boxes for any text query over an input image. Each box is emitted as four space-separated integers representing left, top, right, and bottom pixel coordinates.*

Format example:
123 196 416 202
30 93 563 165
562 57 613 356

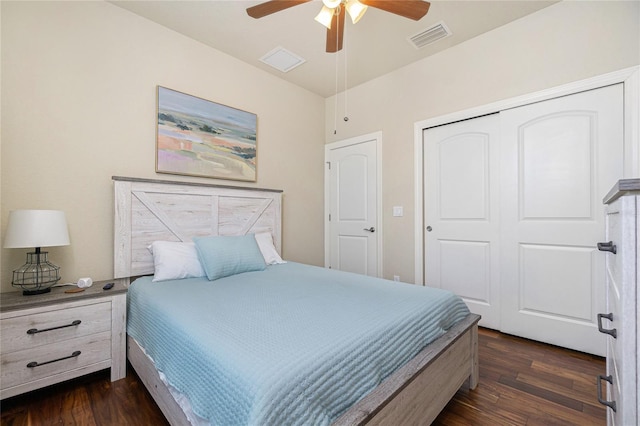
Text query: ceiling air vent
408 21 452 49
260 46 306 73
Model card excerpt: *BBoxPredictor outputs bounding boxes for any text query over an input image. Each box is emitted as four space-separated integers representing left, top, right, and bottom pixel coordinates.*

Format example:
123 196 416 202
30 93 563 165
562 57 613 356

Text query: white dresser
598 178 640 425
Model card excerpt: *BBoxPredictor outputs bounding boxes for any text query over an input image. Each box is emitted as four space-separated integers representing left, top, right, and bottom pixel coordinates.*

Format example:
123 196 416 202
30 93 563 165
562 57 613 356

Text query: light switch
393 206 403 217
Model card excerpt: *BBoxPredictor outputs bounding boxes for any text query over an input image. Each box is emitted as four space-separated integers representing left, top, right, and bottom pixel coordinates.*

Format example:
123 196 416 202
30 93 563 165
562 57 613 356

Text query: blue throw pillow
193 234 266 281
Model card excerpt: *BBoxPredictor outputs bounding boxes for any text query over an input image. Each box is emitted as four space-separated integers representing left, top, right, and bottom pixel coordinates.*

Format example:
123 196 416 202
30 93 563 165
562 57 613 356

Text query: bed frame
113 176 480 425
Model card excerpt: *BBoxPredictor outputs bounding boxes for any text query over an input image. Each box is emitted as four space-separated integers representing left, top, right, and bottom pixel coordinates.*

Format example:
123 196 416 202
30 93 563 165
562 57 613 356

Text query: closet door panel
520 114 593 219
500 84 624 356
424 114 501 329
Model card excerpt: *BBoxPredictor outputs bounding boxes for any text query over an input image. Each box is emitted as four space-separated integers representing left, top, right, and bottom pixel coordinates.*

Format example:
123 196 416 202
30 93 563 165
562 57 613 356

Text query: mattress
127 262 470 425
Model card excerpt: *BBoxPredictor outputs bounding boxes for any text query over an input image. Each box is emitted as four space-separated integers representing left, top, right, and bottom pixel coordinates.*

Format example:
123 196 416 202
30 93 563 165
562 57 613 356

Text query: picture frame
156 86 257 182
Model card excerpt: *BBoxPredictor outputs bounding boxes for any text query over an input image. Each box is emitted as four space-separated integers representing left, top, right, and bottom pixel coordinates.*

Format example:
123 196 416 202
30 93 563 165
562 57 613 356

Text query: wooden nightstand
0 280 127 399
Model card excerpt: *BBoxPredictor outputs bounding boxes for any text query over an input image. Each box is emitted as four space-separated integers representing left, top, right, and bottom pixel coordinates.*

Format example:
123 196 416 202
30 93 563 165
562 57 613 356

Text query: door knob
363 227 375 233
426 226 432 232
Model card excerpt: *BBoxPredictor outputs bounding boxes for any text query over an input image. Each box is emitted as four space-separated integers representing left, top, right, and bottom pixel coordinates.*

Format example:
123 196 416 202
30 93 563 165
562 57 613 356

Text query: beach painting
156 86 257 182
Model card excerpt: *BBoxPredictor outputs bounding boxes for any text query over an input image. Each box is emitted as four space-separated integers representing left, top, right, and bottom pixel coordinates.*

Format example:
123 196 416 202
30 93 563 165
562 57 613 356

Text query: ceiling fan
247 0 431 53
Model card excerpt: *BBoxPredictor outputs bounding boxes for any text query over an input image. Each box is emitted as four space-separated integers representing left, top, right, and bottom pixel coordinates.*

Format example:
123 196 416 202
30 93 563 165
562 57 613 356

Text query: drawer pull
597 313 617 338
597 374 617 412
597 241 617 254
27 350 81 368
27 319 81 335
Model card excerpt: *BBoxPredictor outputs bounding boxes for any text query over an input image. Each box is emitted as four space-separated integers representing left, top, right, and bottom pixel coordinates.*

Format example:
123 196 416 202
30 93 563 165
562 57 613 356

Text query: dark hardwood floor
433 328 606 426
1 328 606 425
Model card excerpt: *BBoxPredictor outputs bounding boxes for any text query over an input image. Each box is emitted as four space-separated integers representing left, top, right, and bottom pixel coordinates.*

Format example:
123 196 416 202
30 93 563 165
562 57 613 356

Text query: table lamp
3 210 70 295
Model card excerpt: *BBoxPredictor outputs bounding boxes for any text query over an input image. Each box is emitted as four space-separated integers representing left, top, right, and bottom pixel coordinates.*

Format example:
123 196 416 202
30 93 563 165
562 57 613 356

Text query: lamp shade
3 210 70 249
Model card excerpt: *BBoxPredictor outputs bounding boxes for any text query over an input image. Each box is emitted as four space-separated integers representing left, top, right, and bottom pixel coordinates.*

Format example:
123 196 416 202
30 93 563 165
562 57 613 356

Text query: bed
113 175 480 425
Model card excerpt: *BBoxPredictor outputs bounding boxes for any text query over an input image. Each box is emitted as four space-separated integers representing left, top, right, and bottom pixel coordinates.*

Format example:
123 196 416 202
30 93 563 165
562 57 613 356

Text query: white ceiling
111 1 557 98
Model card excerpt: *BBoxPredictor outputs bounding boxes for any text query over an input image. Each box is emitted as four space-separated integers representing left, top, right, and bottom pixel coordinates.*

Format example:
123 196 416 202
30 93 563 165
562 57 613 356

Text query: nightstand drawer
0 331 111 390
1 302 111 353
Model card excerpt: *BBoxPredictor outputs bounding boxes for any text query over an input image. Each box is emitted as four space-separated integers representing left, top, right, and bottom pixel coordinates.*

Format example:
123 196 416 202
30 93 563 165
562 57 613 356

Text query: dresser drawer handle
26 319 82 335
597 374 617 412
26 351 81 368
597 313 617 338
597 241 617 254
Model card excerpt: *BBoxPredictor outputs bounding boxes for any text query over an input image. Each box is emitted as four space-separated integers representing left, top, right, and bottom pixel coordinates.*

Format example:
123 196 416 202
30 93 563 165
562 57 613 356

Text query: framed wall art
156 86 257 182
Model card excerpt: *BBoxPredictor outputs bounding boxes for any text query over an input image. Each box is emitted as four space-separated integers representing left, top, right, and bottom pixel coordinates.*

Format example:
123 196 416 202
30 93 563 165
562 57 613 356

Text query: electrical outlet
393 275 400 282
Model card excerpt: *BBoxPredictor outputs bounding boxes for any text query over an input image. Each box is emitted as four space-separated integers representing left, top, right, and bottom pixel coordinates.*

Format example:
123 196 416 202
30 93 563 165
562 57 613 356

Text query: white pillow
254 232 286 265
148 241 205 282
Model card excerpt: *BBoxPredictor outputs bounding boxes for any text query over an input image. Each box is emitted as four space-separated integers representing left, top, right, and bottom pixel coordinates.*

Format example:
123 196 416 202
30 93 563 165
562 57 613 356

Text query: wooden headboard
113 176 282 280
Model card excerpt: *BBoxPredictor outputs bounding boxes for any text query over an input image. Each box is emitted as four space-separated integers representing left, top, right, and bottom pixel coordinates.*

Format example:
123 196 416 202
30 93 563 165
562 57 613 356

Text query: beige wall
0 1 326 292
325 1 640 283
2 1 639 293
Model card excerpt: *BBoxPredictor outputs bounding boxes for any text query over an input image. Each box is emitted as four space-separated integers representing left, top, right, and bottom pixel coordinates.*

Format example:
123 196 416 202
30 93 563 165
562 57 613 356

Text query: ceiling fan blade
359 0 430 21
246 0 311 19
326 7 346 53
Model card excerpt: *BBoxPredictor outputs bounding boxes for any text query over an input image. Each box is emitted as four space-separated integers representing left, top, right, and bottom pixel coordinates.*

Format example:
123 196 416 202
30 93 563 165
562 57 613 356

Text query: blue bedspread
127 262 469 425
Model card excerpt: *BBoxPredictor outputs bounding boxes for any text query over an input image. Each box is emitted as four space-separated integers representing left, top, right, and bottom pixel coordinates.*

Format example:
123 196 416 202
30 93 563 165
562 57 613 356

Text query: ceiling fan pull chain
333 38 339 134
333 7 340 135
343 21 349 123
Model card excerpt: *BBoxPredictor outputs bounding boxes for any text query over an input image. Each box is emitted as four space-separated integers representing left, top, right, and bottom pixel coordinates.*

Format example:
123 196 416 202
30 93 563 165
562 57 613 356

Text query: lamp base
21 287 52 296
12 249 61 296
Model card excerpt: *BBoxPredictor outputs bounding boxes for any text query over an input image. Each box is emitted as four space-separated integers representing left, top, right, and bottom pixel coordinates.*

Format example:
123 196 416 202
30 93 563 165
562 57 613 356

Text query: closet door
424 114 501 329
500 84 623 356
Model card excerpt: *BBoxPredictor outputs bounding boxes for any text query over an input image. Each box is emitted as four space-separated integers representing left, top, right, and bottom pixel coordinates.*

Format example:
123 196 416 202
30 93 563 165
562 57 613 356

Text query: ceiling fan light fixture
345 0 367 24
315 6 334 29
247 0 433 54
322 0 342 9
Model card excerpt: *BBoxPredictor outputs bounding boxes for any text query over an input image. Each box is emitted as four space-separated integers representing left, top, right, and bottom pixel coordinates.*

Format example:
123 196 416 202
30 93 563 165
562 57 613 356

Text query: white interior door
500 84 623 356
424 114 501 329
325 133 380 277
